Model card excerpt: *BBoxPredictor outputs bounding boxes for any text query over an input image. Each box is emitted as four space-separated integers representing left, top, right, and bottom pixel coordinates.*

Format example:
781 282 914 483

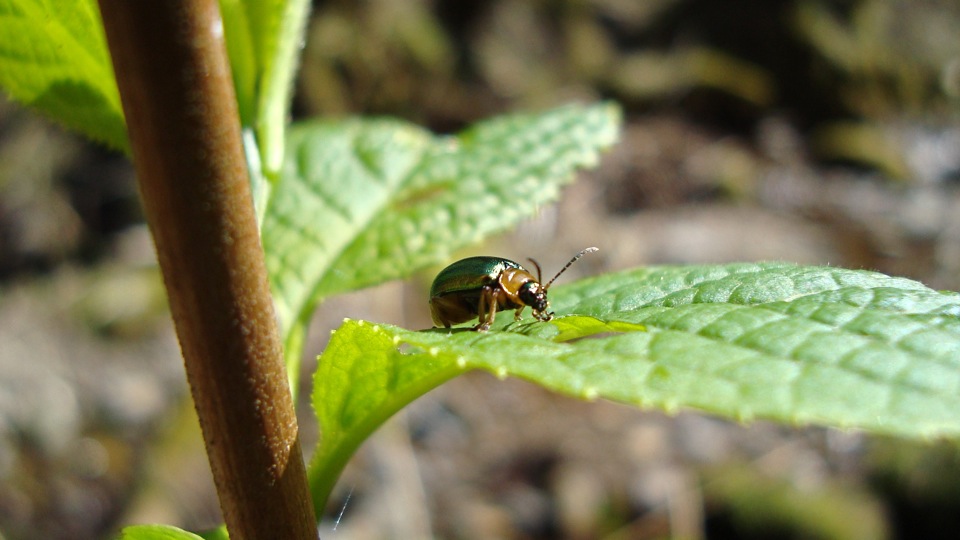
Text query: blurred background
2 0 960 538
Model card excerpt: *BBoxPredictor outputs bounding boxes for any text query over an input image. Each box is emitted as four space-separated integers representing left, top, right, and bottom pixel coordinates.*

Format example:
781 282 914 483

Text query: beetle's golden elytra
429 247 599 331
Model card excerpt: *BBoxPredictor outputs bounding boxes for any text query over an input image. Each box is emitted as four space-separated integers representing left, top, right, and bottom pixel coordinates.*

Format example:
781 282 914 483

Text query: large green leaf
309 262 960 513
0 0 126 150
263 103 622 379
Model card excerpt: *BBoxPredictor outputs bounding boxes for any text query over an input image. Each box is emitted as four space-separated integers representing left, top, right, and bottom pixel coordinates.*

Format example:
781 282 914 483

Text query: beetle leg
474 285 496 331
474 287 487 331
514 307 524 321
531 308 554 322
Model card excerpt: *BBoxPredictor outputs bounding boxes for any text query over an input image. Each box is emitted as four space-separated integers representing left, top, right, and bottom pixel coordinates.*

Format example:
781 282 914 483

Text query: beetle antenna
544 247 599 290
526 257 544 284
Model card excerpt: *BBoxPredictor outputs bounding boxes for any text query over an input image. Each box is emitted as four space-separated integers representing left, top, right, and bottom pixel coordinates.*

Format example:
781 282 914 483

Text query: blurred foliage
300 0 960 173
0 103 141 278
703 464 887 540
71 264 168 339
867 438 960 539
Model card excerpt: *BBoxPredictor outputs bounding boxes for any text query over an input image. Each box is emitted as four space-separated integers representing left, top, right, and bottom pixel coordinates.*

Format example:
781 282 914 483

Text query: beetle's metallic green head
519 281 552 321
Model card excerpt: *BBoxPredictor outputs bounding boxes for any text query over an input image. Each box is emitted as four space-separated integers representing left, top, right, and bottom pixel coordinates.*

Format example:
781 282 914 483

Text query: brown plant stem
96 1 316 537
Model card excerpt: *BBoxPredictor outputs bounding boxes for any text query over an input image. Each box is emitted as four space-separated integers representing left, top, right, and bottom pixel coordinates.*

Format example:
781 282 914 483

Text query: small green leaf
219 0 259 127
263 103 622 380
308 262 960 512
257 0 312 179
215 0 313 180
0 0 126 150
220 0 312 215
117 525 205 540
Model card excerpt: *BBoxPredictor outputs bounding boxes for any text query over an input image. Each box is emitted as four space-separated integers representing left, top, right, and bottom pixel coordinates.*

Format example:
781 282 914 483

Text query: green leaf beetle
430 247 598 331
